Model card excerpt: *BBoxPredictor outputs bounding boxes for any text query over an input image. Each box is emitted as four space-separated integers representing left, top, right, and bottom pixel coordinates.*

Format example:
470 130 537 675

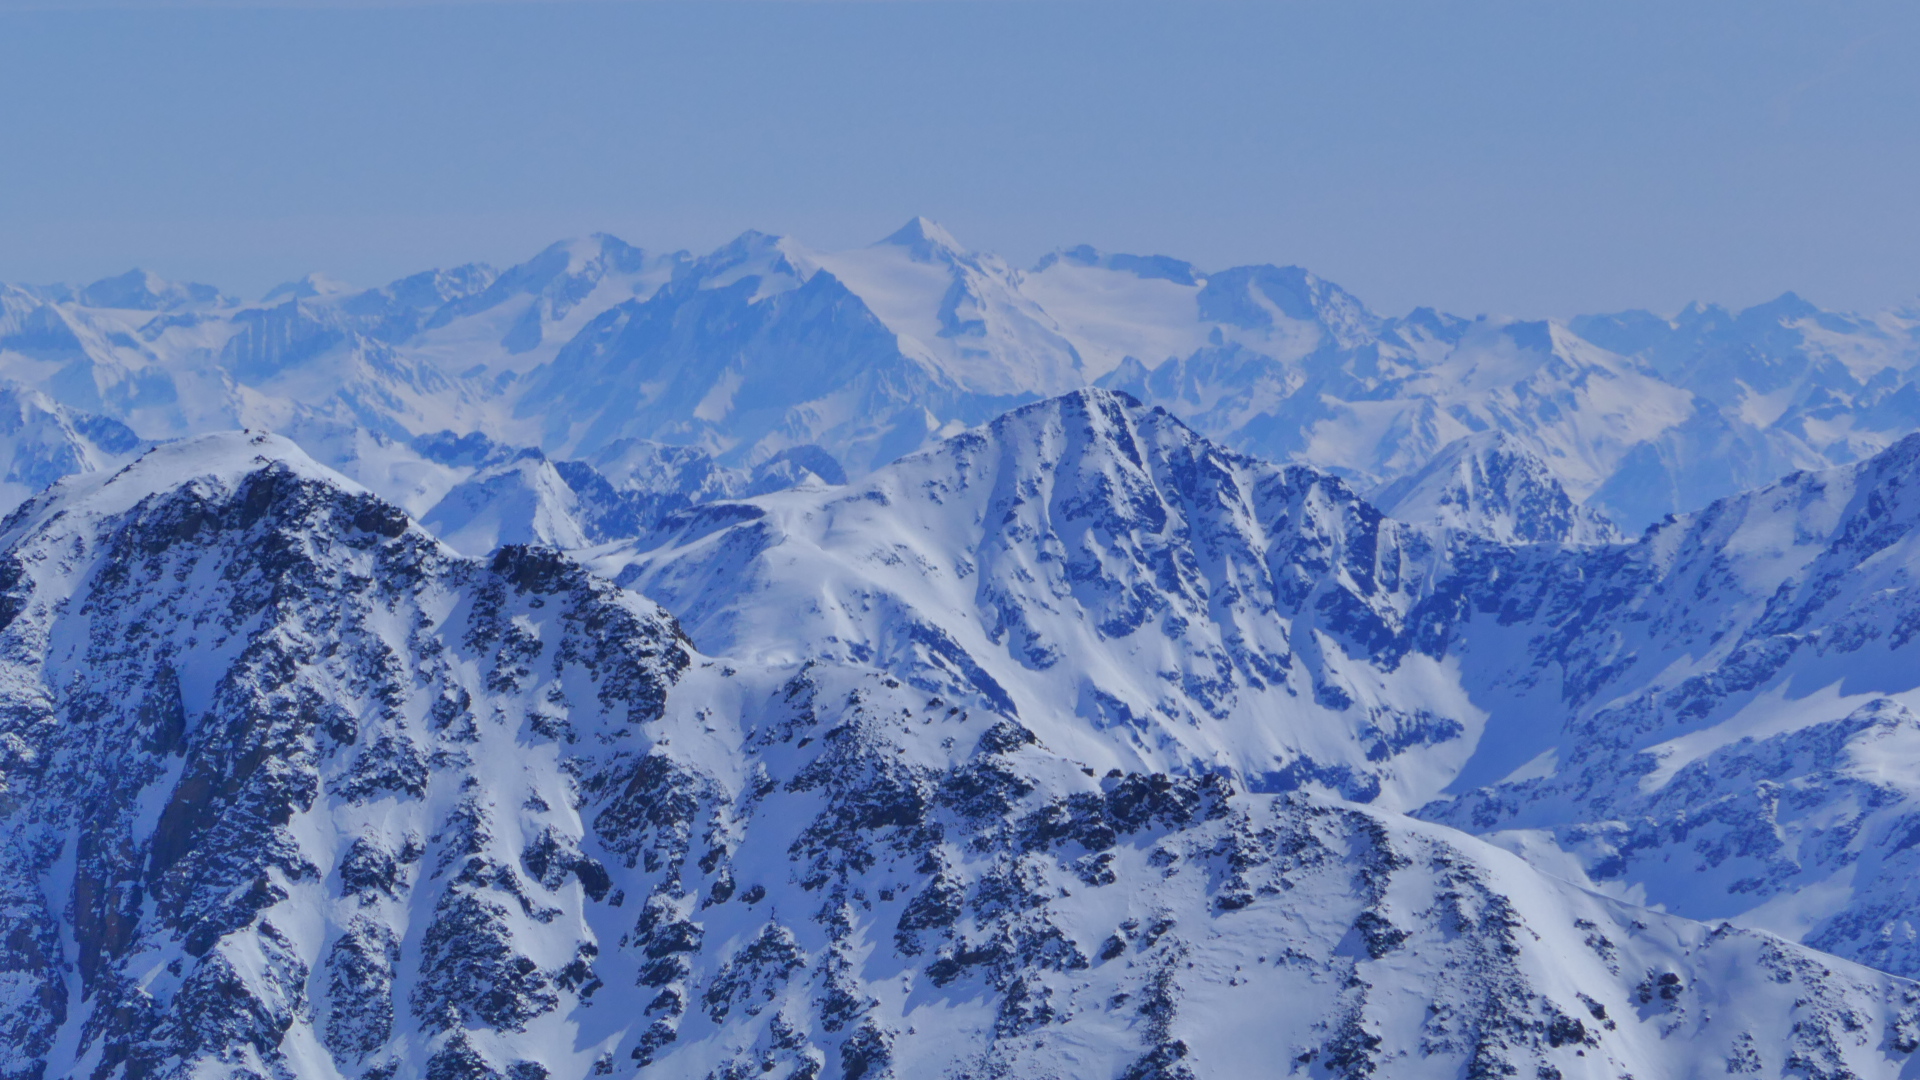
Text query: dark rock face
325 918 400 1059
0 435 691 1080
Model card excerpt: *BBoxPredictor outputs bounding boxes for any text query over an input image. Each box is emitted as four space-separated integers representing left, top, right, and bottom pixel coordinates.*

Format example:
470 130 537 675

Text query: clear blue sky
2 1 1917 318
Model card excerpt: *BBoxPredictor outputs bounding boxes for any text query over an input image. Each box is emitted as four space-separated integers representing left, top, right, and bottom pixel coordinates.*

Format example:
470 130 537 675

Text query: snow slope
2 433 1916 1080
584 388 1920 998
1414 432 1920 980
594 389 1487 813
419 450 592 556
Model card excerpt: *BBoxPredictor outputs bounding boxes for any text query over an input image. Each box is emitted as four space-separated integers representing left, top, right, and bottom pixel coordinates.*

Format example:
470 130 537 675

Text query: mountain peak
420 452 588 556
878 215 967 261
691 229 817 292
1195 262 1379 344
706 228 798 262
261 272 354 303
1741 289 1823 324
509 233 654 284
571 231 649 269
77 268 229 311
87 429 339 496
1371 430 1620 545
0 429 367 546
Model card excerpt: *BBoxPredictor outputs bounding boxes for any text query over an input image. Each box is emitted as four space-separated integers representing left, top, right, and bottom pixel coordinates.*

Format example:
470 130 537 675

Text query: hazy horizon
4 1 1918 319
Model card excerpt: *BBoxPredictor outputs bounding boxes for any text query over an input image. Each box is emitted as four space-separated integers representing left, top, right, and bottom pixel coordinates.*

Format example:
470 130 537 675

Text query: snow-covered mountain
419 448 593 555
6 224 1920 534
595 389 1479 811
1416 431 1920 982
0 377 146 508
587 389 1920 994
404 431 847 558
5 432 1918 1080
72 269 233 312
1370 431 1621 545
1096 313 1705 529
11 225 1920 1079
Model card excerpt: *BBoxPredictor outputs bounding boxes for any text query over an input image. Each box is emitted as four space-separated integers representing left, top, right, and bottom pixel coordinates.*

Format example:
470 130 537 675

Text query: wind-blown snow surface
6 433 1920 1080
6 222 1920 538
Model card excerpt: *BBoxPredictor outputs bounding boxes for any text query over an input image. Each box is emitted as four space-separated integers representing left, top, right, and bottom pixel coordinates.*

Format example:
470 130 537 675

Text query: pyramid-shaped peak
879 216 968 260
1742 290 1823 323
576 231 647 263
712 229 793 257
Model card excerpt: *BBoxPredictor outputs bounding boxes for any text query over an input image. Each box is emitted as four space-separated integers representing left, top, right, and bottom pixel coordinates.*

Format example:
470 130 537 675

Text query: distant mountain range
4 219 1918 546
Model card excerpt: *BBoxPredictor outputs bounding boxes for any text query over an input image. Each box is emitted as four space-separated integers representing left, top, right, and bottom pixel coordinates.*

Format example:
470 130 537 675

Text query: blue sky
1 1 1916 318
